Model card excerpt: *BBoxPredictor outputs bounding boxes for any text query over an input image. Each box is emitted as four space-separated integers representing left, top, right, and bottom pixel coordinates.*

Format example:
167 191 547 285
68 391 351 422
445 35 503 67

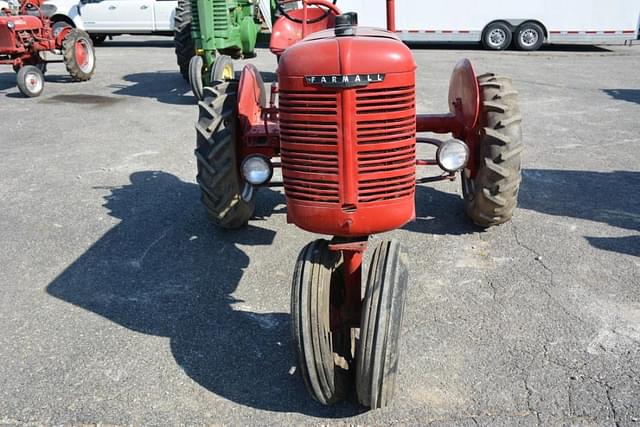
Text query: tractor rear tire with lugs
195 83 255 228
462 74 523 227
174 0 194 81
62 29 96 81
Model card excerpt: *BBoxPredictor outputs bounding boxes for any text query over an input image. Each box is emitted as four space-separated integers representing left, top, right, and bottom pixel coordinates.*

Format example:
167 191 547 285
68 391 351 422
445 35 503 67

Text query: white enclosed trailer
339 0 640 50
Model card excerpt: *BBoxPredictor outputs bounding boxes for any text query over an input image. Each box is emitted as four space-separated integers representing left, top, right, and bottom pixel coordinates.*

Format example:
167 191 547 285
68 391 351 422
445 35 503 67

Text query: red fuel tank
278 27 417 237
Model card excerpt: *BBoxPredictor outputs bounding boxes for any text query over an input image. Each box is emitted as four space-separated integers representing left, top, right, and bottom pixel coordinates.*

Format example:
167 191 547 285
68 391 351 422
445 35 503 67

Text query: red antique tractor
0 0 95 97
194 0 522 409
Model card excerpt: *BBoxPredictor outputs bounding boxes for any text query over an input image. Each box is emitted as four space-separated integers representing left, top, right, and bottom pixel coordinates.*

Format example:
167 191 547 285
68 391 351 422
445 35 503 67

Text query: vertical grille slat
280 90 340 203
356 85 416 203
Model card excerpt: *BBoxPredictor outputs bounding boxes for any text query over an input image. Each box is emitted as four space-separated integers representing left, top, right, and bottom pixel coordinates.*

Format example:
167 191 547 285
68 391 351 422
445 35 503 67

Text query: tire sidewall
63 29 96 81
16 65 44 97
483 23 512 50
516 23 545 51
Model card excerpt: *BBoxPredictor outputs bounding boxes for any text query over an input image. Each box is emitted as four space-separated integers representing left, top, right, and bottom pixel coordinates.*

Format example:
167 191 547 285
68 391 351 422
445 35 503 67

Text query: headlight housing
241 155 273 185
436 138 469 172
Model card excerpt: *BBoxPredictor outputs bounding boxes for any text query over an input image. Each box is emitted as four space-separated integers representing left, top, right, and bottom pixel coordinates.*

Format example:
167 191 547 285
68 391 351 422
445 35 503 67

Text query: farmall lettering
305 73 385 88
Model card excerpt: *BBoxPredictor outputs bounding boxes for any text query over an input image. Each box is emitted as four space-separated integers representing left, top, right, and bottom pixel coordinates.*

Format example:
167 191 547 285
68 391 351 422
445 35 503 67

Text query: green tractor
174 0 270 100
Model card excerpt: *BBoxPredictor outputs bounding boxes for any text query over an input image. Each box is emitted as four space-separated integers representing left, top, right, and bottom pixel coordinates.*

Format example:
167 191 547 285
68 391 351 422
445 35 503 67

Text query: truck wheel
462 74 523 227
356 240 409 409
482 22 512 50
62 29 96 81
291 239 353 405
515 22 545 51
16 65 45 97
174 0 194 81
195 83 255 228
90 34 107 45
189 55 204 100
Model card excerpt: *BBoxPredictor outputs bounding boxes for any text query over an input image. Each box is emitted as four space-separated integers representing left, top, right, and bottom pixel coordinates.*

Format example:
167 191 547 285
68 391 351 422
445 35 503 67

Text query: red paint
386 0 396 32
278 28 416 236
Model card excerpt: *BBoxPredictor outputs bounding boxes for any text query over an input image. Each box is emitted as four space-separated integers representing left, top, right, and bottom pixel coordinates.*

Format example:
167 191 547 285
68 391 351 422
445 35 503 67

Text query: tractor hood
0 15 43 31
278 26 415 79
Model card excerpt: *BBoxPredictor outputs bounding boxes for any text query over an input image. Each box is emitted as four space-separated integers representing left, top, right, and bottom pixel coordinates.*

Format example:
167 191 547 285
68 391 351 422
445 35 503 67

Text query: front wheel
62 29 96 81
16 65 45 97
462 74 523 227
356 240 409 409
291 240 354 405
482 22 512 51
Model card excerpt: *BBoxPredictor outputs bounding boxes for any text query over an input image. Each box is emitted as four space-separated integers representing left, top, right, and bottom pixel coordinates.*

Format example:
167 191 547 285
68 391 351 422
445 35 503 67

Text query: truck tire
482 22 512 50
62 29 96 81
462 74 523 227
174 0 194 81
195 83 255 228
90 34 107 45
515 22 545 51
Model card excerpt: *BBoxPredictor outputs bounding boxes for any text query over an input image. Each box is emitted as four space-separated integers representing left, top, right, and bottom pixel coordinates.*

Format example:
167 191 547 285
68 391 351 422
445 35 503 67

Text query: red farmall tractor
195 0 522 409
0 0 95 97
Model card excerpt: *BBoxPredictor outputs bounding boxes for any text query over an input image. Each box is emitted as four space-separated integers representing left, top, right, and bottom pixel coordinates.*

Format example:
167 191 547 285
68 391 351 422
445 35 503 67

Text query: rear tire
291 240 353 405
462 74 523 227
174 0 194 81
356 240 409 409
195 83 255 228
62 29 96 81
482 22 512 51
16 65 45 97
515 22 545 51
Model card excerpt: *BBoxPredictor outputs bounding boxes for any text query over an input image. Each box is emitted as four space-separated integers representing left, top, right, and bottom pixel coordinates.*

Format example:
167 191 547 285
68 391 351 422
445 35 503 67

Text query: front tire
462 74 523 227
195 83 255 228
291 240 353 405
174 0 194 81
356 240 409 409
62 29 96 81
16 65 45 97
482 22 512 51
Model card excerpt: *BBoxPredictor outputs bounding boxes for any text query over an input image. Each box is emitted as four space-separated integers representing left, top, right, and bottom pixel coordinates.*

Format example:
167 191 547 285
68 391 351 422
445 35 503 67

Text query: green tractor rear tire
174 0 194 81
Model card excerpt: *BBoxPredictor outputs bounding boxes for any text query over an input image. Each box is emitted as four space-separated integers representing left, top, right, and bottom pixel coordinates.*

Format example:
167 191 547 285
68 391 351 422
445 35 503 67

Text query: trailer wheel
16 65 45 98
189 55 204 100
291 239 353 405
174 0 194 81
356 240 409 409
62 29 96 81
195 83 255 228
482 22 512 50
462 74 523 227
515 22 545 51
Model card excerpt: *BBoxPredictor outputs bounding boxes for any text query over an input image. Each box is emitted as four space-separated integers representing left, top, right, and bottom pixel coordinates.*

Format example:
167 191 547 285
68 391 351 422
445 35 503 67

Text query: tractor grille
212 0 229 32
190 0 200 33
356 86 416 203
279 85 416 205
280 91 340 203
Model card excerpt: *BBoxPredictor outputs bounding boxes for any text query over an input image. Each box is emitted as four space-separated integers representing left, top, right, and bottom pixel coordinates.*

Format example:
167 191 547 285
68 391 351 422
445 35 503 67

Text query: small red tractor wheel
62 29 96 81
462 74 523 227
356 240 409 409
291 239 354 405
189 55 204 100
16 65 45 97
195 83 255 228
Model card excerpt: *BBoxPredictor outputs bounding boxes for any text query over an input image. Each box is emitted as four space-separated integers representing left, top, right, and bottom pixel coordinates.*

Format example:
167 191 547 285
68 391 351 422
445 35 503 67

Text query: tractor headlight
7 21 15 30
241 155 273 185
436 138 469 172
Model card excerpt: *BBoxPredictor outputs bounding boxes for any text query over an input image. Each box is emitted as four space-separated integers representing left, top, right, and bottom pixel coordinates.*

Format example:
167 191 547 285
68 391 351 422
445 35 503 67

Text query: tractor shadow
518 169 640 257
109 71 196 105
404 183 480 236
45 171 362 417
602 89 640 105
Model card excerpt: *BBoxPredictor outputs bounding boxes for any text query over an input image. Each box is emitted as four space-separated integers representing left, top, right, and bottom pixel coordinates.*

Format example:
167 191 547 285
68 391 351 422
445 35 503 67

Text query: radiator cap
334 12 358 37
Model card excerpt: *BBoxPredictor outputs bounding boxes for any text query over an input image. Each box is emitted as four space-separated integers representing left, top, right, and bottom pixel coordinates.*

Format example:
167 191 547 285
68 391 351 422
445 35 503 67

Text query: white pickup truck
42 0 177 43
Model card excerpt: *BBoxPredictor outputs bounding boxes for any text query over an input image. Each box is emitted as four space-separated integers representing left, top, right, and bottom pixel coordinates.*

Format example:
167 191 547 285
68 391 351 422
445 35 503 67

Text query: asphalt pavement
1 36 639 425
